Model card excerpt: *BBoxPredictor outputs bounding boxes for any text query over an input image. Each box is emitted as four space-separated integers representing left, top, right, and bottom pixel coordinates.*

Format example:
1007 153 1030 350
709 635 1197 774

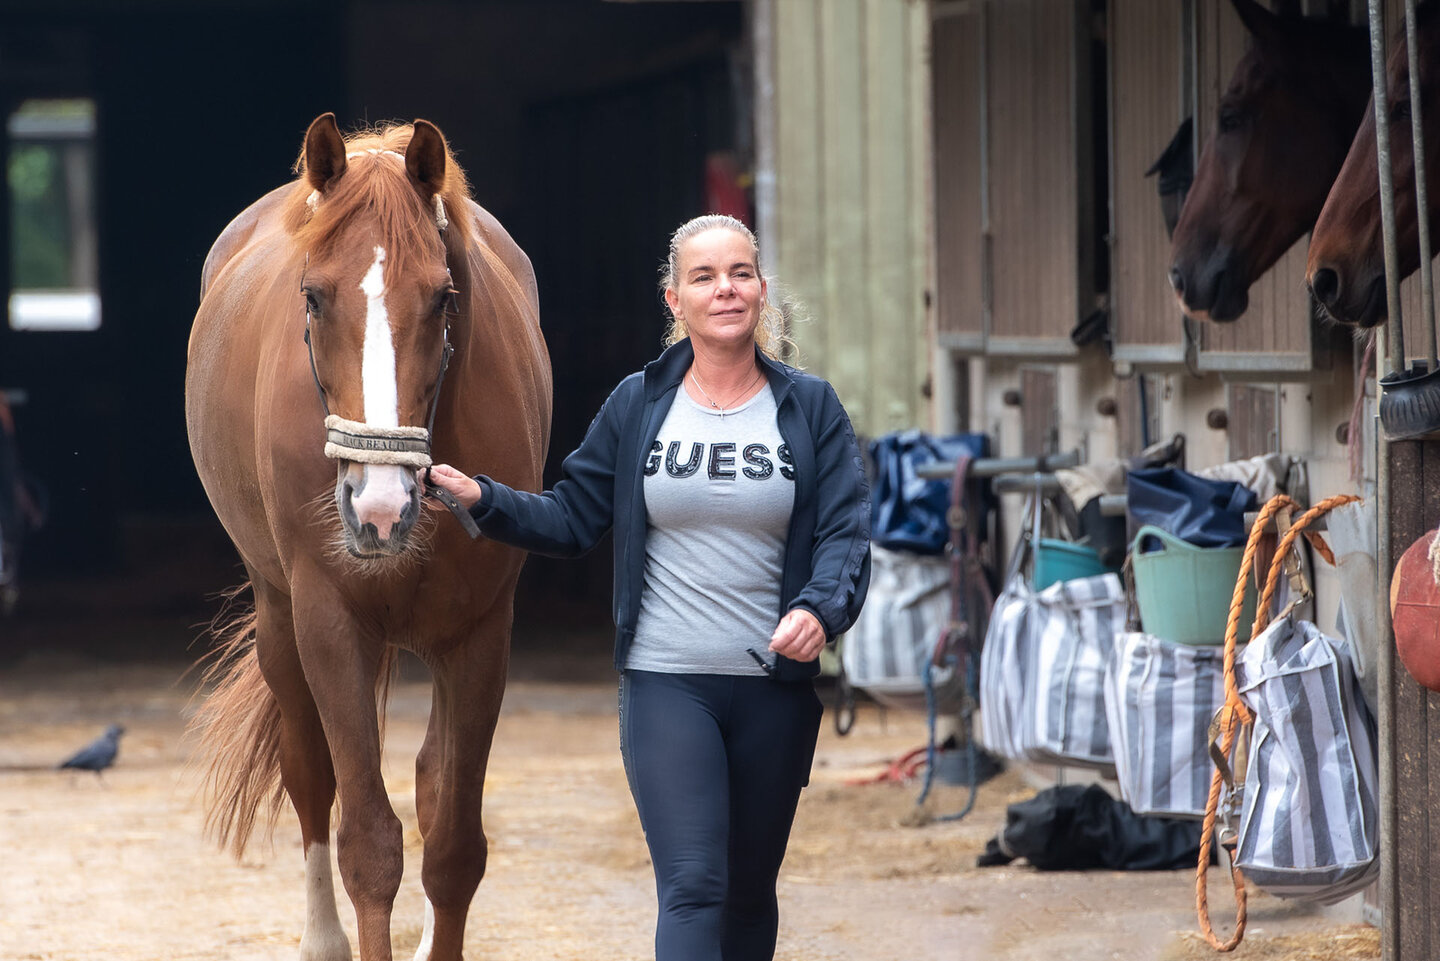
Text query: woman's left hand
769 609 826 662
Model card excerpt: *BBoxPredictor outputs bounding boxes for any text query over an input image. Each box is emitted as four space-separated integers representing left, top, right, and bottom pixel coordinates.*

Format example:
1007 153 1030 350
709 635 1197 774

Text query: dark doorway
0 0 746 657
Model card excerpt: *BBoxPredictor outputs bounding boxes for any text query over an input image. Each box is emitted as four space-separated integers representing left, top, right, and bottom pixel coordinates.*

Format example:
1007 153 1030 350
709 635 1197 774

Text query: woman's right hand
419 464 483 510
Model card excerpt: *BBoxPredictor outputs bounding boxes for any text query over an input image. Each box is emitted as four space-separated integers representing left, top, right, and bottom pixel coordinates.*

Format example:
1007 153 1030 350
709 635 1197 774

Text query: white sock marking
359 245 399 428
300 842 351 961
412 899 436 961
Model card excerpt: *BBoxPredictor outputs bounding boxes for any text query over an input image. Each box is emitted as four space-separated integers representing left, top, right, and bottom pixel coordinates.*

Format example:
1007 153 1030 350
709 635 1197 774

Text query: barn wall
984 0 1097 358
932 5 986 351
1382 0 1440 954
762 0 932 438
1108 0 1186 364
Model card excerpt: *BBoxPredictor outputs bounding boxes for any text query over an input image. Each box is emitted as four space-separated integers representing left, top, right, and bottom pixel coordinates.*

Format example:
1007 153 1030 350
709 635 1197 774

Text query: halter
301 258 453 470
303 303 453 470
301 183 479 536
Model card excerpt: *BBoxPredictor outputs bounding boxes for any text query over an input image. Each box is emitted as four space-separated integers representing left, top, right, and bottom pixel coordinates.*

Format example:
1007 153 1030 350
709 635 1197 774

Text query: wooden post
1383 438 1440 959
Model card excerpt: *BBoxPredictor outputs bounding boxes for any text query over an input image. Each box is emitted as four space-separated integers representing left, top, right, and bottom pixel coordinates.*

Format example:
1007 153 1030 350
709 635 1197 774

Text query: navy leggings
619 669 823 961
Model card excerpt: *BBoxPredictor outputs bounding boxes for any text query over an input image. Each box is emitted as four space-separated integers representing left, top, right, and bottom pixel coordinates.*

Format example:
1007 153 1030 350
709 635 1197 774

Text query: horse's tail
188 583 285 860
188 582 401 861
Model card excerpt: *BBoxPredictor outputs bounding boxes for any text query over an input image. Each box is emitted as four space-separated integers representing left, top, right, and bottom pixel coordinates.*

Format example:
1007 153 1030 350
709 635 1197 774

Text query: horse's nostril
1310 267 1340 307
1168 266 1185 295
338 480 359 519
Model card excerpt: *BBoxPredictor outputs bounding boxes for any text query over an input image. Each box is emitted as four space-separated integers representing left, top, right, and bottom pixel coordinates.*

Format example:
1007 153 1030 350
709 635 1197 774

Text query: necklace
690 367 763 418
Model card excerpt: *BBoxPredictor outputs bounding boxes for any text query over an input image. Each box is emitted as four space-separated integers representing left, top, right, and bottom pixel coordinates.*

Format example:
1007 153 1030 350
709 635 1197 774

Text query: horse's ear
1146 117 1194 179
1231 0 1284 45
406 120 447 199
304 113 348 194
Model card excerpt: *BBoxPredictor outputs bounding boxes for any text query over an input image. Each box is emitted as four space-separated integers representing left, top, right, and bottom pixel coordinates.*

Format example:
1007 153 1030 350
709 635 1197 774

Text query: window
8 98 99 332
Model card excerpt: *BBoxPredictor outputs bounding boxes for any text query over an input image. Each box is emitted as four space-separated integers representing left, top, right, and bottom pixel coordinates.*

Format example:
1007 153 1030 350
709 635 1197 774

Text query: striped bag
1232 616 1379 903
840 545 957 712
1195 494 1367 951
1104 632 1227 818
977 570 1032 760
978 570 1123 769
1021 573 1124 768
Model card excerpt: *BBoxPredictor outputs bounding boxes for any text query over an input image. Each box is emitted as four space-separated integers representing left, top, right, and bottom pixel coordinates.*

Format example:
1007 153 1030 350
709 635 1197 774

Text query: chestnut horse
186 113 551 961
1307 2 1440 327
1168 0 1370 322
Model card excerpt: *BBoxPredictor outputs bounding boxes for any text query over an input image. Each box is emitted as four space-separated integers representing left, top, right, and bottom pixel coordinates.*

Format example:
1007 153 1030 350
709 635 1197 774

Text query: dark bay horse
186 113 551 960
1168 0 1370 322
1307 2 1440 327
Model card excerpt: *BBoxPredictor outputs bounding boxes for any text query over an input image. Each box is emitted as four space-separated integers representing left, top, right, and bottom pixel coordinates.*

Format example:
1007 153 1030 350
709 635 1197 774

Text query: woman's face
665 227 767 352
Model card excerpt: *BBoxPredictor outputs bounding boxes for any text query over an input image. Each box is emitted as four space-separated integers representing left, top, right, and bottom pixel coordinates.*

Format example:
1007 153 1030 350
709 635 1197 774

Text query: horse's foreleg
295 589 403 961
254 580 351 961
412 609 511 961
411 709 443 960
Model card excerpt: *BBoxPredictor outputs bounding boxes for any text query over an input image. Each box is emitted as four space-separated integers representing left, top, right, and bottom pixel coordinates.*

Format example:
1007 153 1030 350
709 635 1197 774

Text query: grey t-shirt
625 383 796 675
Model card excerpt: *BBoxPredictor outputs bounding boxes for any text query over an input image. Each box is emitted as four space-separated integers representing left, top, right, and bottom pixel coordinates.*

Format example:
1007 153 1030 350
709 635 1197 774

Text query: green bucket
1033 538 1111 590
1130 525 1257 645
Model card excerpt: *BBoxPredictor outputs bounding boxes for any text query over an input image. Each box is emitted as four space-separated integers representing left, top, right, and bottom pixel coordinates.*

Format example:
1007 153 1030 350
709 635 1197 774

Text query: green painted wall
763 0 933 439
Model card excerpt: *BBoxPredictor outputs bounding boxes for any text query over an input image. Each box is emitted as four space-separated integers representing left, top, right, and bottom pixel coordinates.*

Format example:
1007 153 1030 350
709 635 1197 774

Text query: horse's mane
282 121 475 274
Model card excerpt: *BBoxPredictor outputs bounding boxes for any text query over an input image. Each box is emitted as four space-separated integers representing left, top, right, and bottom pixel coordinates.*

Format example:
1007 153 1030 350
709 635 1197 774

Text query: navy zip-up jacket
469 338 871 681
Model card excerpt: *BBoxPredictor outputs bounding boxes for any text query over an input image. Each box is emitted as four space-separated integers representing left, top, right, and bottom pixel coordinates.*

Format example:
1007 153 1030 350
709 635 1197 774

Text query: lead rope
419 272 480 537
417 318 480 538
1196 493 1357 951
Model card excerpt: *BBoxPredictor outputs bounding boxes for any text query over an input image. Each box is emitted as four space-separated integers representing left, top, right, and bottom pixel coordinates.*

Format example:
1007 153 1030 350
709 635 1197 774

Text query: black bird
58 724 125 776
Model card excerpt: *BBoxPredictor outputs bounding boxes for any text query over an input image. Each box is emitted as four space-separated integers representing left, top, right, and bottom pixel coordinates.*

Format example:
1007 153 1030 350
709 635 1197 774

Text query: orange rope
1194 493 1360 951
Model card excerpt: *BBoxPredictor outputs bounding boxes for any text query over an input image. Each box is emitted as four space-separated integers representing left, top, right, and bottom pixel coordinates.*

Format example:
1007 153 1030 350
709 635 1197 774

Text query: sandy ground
0 528 1380 961
0 636 1379 961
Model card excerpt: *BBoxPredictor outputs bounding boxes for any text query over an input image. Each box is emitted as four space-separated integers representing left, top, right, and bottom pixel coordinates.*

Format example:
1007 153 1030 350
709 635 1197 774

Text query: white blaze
351 245 411 540
359 245 399 427
299 842 351 961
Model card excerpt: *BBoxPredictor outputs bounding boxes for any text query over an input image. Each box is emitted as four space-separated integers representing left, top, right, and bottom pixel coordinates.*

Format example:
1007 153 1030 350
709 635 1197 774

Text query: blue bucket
1033 539 1110 590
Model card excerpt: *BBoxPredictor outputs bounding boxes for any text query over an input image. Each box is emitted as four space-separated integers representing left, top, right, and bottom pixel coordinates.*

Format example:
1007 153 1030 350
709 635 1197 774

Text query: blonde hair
659 214 795 360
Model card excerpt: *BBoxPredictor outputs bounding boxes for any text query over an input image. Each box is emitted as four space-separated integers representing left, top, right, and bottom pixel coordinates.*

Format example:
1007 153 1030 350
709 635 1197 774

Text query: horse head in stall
1168 0 1370 322
186 113 551 960
1307 2 1440 327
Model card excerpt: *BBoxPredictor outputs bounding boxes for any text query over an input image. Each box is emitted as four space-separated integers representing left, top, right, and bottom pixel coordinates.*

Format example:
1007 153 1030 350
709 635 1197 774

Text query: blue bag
1126 467 1257 550
869 430 991 555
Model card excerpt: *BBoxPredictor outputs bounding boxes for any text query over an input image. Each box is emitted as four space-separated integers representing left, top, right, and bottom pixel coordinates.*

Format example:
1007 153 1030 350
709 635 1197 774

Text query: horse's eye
1390 100 1412 124
304 291 321 317
1218 107 1243 133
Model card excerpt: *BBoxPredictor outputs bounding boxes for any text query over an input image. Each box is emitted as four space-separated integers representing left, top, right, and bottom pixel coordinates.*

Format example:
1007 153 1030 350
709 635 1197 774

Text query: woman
424 213 870 960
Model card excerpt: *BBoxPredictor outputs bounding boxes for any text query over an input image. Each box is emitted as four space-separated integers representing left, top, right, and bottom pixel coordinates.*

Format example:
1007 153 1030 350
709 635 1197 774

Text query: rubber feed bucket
1033 539 1110 590
1130 525 1256 645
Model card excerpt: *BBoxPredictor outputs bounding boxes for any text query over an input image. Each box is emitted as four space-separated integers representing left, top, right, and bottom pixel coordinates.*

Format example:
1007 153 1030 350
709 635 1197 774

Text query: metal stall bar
1097 493 1127 516
1405 0 1437 366
991 473 1062 496
912 448 1082 480
1370 0 1406 367
1376 344 1399 961
1366 0 1400 955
